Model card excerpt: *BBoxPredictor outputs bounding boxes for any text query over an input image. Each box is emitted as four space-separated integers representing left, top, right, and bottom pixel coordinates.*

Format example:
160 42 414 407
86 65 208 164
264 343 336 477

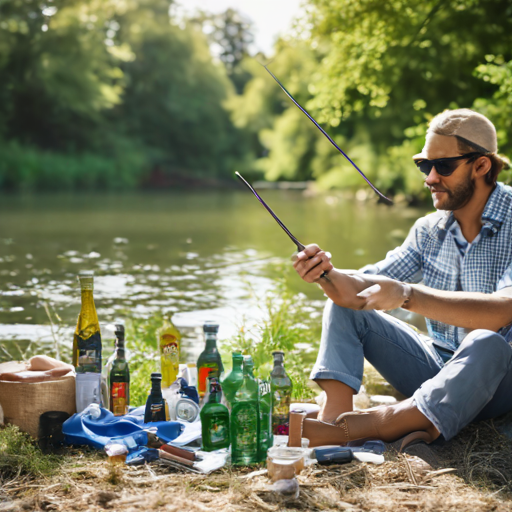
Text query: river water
0 190 428 364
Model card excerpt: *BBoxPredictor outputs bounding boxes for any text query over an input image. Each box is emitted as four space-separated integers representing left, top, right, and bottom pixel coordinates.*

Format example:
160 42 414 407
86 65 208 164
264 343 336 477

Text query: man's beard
429 172 476 211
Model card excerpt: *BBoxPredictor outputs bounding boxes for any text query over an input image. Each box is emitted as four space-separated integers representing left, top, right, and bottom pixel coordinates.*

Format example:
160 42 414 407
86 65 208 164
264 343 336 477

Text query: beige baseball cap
413 108 497 159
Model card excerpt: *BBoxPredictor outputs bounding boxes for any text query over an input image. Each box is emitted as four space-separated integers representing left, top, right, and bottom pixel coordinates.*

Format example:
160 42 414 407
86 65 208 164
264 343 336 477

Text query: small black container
38 411 71 454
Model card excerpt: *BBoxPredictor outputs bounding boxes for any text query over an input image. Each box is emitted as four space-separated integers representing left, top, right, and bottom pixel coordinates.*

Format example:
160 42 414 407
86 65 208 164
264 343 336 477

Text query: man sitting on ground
292 109 512 447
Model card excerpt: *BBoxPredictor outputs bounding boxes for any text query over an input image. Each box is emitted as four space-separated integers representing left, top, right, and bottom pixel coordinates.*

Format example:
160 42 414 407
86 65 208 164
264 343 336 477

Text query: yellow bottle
73 271 102 372
158 317 181 388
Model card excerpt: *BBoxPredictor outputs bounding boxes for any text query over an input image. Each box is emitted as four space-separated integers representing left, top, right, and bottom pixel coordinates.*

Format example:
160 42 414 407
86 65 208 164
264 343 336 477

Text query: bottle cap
243 355 254 370
151 372 162 380
203 321 219 334
78 270 94 290
232 352 243 361
272 351 285 362
115 324 125 337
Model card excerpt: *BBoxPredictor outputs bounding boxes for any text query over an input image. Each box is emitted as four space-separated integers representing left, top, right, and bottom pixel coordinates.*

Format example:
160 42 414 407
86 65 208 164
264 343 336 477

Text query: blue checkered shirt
362 182 512 350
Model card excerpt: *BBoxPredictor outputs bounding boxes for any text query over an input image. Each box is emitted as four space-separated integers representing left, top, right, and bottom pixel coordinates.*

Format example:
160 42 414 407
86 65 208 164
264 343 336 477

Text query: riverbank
1 419 512 512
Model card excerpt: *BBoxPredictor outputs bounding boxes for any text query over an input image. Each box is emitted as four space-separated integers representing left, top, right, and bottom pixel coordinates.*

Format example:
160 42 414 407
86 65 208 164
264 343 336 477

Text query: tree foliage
0 0 247 190
229 0 512 197
1 0 511 197
304 0 512 146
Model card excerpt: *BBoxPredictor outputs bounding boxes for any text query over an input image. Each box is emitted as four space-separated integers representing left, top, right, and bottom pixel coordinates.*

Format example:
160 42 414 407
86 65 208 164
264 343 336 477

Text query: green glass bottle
109 324 130 416
230 357 259 465
270 351 293 435
144 373 169 423
258 379 273 462
197 322 224 399
221 353 244 407
200 377 230 452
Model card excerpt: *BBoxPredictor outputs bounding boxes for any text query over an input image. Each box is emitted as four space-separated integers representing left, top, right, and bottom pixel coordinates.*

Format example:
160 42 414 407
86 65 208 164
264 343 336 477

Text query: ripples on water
0 190 426 364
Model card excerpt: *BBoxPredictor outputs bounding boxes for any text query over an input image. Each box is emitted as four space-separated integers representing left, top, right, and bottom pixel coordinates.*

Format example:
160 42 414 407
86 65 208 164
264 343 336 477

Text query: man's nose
425 165 442 184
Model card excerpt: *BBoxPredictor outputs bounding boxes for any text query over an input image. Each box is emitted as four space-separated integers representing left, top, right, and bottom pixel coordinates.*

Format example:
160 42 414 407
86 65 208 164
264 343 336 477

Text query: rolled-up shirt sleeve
360 217 428 283
497 265 512 291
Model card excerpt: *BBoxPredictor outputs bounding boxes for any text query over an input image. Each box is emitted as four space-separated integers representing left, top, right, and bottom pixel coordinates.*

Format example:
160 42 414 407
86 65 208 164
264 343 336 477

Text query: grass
221 277 323 400
2 425 512 511
124 315 162 407
0 425 60 480
3 279 512 510
124 276 324 404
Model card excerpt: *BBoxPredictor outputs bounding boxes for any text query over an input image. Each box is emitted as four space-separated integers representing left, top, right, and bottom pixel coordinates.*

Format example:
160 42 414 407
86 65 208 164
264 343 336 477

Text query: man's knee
324 299 370 325
457 329 511 361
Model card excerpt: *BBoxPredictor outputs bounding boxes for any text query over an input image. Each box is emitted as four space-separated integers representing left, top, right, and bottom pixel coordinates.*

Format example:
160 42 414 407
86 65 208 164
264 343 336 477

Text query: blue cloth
361 182 512 351
311 303 512 440
63 407 185 451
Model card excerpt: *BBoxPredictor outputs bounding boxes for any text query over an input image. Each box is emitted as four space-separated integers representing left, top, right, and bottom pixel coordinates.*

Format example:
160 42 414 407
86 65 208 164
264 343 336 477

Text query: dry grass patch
1 420 512 512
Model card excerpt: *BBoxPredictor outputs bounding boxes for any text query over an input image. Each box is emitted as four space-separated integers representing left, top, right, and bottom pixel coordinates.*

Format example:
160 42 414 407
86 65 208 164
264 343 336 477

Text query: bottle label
198 364 218 395
150 402 164 421
258 380 272 457
111 383 128 416
272 390 291 435
232 403 258 461
76 332 102 373
209 415 229 444
161 334 180 387
161 335 179 363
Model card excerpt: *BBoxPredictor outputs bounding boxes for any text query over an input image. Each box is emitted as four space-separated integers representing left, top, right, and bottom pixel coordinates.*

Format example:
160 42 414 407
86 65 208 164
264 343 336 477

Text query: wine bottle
109 324 130 416
270 351 293 435
73 271 102 373
197 322 224 398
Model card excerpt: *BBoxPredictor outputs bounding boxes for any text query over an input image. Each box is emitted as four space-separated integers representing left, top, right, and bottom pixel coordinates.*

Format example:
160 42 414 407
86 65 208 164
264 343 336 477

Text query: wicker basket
0 374 76 438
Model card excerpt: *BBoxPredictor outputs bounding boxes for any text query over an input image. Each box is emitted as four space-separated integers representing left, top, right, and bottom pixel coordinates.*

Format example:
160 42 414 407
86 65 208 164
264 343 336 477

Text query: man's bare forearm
317 269 373 309
405 284 512 332
318 270 512 332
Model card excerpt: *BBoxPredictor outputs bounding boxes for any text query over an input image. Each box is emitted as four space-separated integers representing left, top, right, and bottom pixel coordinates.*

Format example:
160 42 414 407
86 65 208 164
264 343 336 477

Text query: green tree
192 8 254 93
235 0 512 197
0 0 250 190
303 0 512 144
0 0 128 151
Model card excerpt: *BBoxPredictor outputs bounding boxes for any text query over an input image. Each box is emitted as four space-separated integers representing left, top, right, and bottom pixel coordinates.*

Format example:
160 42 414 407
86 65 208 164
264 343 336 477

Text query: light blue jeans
311 300 512 440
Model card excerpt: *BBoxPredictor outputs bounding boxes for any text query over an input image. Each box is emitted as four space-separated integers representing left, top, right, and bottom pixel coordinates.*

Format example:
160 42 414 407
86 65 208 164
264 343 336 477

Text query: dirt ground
1 420 512 512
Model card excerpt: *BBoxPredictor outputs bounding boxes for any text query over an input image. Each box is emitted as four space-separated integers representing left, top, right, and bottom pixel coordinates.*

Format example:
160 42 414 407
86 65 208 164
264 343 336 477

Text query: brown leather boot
300 399 440 449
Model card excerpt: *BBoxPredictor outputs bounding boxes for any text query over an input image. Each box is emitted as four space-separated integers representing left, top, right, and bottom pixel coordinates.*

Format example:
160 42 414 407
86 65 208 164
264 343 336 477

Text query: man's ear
474 156 492 179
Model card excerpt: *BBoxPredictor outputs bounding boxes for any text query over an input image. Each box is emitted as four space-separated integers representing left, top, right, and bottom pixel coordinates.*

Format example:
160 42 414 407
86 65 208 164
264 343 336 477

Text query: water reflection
0 190 428 362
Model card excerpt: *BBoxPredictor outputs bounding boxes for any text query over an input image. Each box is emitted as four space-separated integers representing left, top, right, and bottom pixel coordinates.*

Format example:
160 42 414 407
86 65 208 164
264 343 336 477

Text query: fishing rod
263 65 392 204
235 172 330 281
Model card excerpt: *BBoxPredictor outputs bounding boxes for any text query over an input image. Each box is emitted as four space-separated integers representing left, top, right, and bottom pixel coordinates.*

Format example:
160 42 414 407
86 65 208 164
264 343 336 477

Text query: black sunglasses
414 152 482 177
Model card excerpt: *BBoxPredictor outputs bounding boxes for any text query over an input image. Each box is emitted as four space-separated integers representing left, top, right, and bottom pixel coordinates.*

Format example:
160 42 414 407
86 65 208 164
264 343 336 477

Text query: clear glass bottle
230 356 259 465
73 271 102 373
200 377 230 452
196 321 224 398
109 324 130 416
158 317 181 388
221 353 244 407
270 351 293 435
144 372 169 423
